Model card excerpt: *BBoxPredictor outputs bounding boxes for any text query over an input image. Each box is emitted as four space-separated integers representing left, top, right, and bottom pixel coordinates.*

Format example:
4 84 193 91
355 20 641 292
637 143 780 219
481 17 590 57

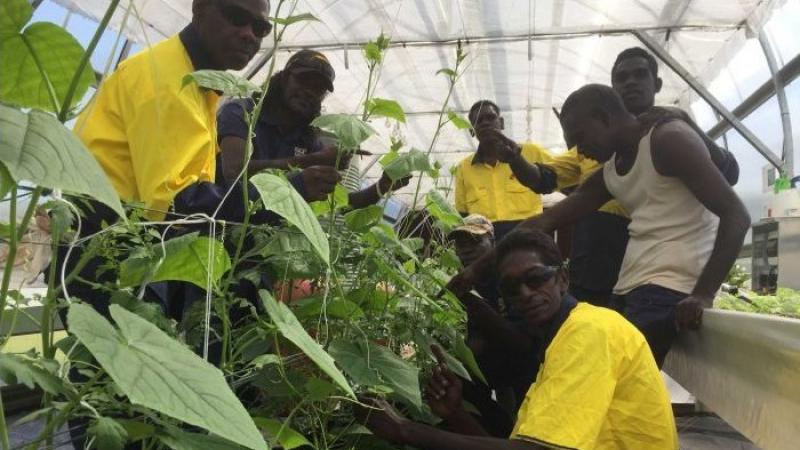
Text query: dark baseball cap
285 49 335 92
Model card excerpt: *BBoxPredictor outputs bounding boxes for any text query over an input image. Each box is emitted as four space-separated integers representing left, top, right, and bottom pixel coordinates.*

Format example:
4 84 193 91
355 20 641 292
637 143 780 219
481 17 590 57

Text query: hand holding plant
426 345 465 420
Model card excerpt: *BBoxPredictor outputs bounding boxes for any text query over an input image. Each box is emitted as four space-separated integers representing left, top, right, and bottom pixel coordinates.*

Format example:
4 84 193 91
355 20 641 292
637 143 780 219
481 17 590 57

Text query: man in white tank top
448 84 750 368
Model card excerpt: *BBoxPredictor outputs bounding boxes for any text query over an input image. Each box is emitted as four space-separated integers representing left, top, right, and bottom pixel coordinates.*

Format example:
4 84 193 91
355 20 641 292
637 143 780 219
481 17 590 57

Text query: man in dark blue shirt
217 50 409 206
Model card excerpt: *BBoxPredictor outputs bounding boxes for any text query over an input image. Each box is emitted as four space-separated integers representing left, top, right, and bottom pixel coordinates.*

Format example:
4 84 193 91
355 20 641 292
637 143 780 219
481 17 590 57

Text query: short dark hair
468 100 500 124
612 47 659 78
495 228 563 269
561 84 628 120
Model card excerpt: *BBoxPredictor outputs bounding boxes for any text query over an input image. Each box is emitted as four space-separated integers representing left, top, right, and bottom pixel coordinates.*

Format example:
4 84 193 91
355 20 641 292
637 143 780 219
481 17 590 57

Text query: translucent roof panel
54 0 789 203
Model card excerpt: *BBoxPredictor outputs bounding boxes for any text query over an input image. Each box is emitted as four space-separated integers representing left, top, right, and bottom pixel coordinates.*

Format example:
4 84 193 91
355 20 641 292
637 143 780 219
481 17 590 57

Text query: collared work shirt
511 303 678 450
454 143 552 222
74 32 220 219
546 147 628 217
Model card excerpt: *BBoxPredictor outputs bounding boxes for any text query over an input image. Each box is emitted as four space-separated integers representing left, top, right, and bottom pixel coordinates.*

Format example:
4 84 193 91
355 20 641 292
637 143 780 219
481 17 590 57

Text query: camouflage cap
449 214 494 238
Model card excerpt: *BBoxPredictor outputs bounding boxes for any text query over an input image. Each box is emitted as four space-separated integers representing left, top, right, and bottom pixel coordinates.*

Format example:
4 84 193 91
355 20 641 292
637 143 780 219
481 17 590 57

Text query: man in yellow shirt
75 0 271 222
454 100 554 240
364 229 678 450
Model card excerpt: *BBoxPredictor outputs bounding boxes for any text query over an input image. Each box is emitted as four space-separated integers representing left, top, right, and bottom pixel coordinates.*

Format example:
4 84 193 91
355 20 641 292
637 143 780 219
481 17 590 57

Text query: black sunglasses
216 1 273 38
499 265 562 300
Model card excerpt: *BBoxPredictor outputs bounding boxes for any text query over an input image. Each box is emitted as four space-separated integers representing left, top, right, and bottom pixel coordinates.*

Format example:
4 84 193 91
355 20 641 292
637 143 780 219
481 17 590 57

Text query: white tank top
603 128 718 295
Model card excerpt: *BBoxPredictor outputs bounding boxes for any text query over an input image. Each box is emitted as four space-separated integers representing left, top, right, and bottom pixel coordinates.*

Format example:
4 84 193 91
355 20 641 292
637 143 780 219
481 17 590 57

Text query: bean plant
0 1 478 449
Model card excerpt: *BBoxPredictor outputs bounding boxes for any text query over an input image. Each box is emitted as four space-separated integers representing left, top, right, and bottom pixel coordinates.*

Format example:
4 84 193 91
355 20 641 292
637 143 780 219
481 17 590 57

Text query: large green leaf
119 232 231 289
254 417 315 450
367 98 406 123
0 1 95 112
183 70 260 97
0 353 65 395
88 417 128 450
251 173 330 265
293 295 365 320
311 114 375 150
425 190 463 232
0 103 124 217
343 205 384 232
0 0 31 40
158 428 248 450
381 148 433 181
260 290 354 398
67 303 267 450
329 340 422 410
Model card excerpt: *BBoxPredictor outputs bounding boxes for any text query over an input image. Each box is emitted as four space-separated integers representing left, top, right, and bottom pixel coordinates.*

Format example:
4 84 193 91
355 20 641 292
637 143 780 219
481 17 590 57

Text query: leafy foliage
183 70 260 97
0 103 124 217
119 232 231 289
0 0 95 112
381 148 435 181
88 417 128 450
367 98 406 123
311 113 376 151
252 172 331 266
68 304 268 450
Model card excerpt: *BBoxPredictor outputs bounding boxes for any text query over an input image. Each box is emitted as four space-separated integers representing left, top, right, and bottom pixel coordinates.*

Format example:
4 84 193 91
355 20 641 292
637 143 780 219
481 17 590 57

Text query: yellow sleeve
512 323 617 449
454 164 467 214
546 147 583 190
74 74 139 201
124 88 217 217
519 142 553 164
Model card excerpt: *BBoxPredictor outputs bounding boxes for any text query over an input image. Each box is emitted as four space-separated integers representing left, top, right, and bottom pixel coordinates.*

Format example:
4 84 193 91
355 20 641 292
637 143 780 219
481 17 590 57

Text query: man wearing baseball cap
216 49 408 207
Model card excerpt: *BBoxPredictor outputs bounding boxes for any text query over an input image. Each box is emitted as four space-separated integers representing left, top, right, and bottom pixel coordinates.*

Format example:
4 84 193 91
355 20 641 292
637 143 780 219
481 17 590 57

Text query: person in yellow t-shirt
454 100 554 241
363 228 677 450
75 0 272 223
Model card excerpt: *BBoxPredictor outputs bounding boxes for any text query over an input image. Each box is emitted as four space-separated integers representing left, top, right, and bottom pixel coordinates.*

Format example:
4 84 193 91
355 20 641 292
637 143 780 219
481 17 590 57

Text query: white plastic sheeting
53 0 788 202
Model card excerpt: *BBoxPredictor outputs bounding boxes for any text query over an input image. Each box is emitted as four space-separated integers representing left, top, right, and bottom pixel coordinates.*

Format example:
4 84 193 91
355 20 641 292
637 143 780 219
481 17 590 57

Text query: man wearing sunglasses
217 50 410 207
363 229 677 450
75 0 271 222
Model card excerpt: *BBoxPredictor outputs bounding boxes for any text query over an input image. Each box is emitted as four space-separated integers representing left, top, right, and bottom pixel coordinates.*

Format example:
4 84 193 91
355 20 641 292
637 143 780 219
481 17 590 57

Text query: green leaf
67 303 267 450
344 205 384 232
0 0 32 40
0 21 95 112
260 290 354 398
251 173 330 266
0 353 65 395
367 98 406 123
293 295 365 320
452 338 487 384
119 232 231 289
182 70 260 97
311 114 375 150
109 290 174 334
250 354 281 369
254 417 315 450
158 428 248 450
332 183 349 209
364 42 382 64
425 190 463 232
436 68 456 78
379 148 399 166
366 224 418 262
304 377 338 401
88 417 128 450
447 110 472 130
0 104 124 217
0 163 13 200
271 13 319 25
115 419 155 442
329 340 422 410
381 148 433 181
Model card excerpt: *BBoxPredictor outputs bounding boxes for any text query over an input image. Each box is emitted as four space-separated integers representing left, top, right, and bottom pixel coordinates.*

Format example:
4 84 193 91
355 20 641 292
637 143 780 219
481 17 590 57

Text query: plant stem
0 186 40 331
58 0 121 122
0 390 9 450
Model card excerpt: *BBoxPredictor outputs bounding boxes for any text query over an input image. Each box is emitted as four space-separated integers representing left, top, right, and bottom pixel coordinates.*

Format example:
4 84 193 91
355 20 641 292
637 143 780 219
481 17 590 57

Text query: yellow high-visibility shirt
511 303 678 450
547 147 628 218
454 143 552 222
74 34 220 220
